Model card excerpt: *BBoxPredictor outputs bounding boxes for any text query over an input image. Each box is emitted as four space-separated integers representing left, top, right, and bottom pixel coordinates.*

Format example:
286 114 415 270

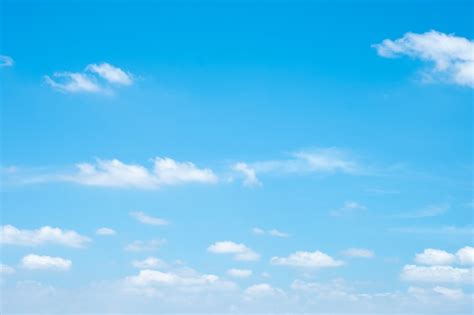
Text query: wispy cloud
394 204 449 219
124 239 166 252
96 227 116 236
373 30 474 88
252 227 289 238
342 248 375 258
330 201 367 217
44 62 133 94
390 226 474 235
0 55 14 67
130 211 169 226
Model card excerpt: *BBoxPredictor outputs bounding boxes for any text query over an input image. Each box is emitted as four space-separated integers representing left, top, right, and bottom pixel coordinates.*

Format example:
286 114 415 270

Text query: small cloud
207 241 260 261
0 263 16 275
244 283 284 299
85 63 132 85
44 62 133 94
232 162 261 187
132 257 168 269
342 248 375 258
96 227 116 236
395 204 449 219
271 250 344 268
456 246 474 265
227 268 252 278
124 239 166 252
0 55 14 67
330 201 367 217
21 254 71 271
252 227 289 238
130 211 168 226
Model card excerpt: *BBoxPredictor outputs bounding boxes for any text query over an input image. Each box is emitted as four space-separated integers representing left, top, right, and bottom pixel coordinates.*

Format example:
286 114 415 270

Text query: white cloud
61 157 218 189
44 72 102 93
252 227 289 238
415 249 456 266
373 30 474 88
456 246 474 265
21 254 71 271
86 63 132 85
207 241 260 261
0 55 14 67
96 227 116 236
132 257 168 269
227 268 252 278
232 162 261 187
330 201 367 217
124 239 165 252
130 211 168 226
401 265 473 283
342 248 375 258
270 250 344 268
124 268 236 294
45 62 133 94
0 263 15 275
0 225 90 248
244 283 284 299
396 204 449 219
432 286 465 300
251 148 360 175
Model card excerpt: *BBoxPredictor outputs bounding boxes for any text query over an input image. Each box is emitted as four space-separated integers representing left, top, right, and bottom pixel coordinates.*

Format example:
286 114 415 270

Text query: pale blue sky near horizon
0 0 473 313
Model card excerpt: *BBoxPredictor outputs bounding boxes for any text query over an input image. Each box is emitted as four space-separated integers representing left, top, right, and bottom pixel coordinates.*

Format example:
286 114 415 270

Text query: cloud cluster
0 225 90 248
207 241 260 261
44 62 133 94
61 157 218 189
373 30 474 88
401 247 474 283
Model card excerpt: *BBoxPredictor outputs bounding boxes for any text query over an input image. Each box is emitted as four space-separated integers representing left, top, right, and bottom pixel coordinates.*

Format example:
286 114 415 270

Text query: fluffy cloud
85 63 132 85
456 246 474 265
252 227 289 238
0 225 90 248
270 250 344 268
0 55 14 67
124 239 166 252
44 62 133 93
96 227 116 236
401 265 473 283
61 157 218 189
207 241 260 261
0 263 15 275
232 163 261 187
132 257 168 269
124 268 237 295
243 283 284 299
342 248 375 258
130 211 168 226
373 30 474 88
227 268 252 278
21 254 72 271
415 249 456 266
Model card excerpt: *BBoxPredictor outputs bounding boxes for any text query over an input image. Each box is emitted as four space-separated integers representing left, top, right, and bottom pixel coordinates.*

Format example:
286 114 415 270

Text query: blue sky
0 0 473 313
